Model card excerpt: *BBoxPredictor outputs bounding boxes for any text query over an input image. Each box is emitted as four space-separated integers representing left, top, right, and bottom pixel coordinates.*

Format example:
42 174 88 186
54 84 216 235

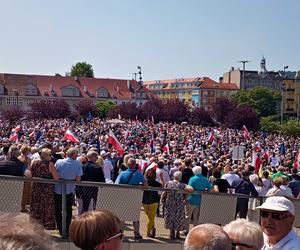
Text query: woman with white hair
161 171 193 239
248 174 263 222
223 218 264 250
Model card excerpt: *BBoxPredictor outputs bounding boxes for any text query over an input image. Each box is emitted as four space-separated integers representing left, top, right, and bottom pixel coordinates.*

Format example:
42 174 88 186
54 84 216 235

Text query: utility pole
238 60 250 89
137 66 143 84
281 66 288 124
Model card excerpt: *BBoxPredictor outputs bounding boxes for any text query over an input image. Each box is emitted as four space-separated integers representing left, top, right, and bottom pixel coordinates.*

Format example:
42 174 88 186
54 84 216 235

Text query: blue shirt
115 169 144 186
55 158 83 194
187 174 212 206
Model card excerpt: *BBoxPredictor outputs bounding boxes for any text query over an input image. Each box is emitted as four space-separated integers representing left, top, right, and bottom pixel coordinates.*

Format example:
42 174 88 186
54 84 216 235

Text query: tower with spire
259 55 268 75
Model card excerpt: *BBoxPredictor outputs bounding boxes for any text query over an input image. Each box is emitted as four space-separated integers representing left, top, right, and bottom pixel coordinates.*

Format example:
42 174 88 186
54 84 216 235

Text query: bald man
184 224 231 250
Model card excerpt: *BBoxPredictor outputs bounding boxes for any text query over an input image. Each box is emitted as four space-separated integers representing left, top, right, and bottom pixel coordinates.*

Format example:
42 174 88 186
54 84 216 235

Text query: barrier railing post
62 182 67 238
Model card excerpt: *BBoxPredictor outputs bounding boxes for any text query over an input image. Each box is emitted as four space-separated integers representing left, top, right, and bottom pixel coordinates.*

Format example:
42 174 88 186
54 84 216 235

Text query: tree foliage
260 116 281 134
161 99 189 123
212 97 235 123
231 86 280 117
281 120 300 137
96 101 117 118
1 107 24 124
225 104 260 130
190 107 215 126
109 102 140 120
76 99 98 117
29 99 70 119
68 62 94 78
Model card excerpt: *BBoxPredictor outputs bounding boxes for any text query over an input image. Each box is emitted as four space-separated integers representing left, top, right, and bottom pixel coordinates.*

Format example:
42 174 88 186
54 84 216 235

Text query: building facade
0 73 155 111
144 77 238 111
282 71 300 117
222 57 283 90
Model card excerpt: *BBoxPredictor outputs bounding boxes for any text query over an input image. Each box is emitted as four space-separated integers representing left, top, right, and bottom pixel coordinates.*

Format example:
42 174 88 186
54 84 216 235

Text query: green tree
281 119 300 137
231 86 280 117
68 62 94 78
96 100 117 118
260 116 281 134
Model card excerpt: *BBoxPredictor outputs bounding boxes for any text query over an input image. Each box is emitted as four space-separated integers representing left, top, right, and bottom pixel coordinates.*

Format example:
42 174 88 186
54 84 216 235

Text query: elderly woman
69 210 122 250
248 174 263 222
30 148 59 229
266 176 293 197
161 171 193 239
18 144 32 212
223 218 264 250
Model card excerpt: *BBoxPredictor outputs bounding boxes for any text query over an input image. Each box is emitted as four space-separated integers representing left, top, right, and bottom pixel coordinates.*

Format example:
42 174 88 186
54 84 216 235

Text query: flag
29 131 35 139
108 129 124 155
151 115 155 124
254 141 261 152
293 150 300 169
87 111 93 121
9 133 18 141
149 137 154 153
207 132 215 143
279 143 286 155
64 129 80 144
12 125 21 133
251 150 262 173
162 143 170 154
242 125 250 139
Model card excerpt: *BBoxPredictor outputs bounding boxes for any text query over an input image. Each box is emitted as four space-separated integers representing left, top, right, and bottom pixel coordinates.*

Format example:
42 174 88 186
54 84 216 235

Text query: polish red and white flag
9 133 18 141
207 132 215 143
29 131 35 139
293 150 300 169
108 129 124 155
242 125 250 139
64 129 80 144
12 125 21 133
162 143 170 154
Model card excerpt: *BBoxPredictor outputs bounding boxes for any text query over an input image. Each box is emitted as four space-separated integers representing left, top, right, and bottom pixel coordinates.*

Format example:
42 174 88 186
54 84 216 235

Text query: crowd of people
0 117 300 249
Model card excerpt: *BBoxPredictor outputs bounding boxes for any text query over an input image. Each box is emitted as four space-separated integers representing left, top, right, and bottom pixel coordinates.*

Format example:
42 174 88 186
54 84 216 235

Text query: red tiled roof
0 73 155 100
144 77 238 90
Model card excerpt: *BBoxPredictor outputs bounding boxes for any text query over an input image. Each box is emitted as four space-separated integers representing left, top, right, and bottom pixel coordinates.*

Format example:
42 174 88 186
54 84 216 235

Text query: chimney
83 86 88 93
49 84 53 92
116 86 120 93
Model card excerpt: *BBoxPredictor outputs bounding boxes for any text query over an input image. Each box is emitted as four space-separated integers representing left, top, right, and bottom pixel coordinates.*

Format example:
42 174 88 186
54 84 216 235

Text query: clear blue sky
0 0 299 81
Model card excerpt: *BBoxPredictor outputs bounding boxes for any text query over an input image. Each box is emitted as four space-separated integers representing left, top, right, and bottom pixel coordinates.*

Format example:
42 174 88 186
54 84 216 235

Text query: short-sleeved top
116 168 145 186
181 168 194 184
187 174 212 206
213 179 231 193
55 157 83 194
0 157 26 176
142 180 161 204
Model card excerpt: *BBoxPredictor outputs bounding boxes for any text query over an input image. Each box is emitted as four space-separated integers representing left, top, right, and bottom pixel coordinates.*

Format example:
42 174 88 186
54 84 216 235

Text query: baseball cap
256 196 295 216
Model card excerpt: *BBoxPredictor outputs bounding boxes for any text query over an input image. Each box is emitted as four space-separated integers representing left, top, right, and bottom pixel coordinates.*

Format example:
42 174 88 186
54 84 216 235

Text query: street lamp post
238 60 250 88
281 66 288 124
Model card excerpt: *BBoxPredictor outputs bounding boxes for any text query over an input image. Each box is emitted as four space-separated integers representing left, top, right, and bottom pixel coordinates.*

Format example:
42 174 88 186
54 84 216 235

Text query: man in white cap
256 196 300 249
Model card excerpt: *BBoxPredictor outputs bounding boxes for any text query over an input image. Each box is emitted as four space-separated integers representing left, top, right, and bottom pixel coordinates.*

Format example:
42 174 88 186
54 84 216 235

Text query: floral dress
163 180 186 231
30 160 56 230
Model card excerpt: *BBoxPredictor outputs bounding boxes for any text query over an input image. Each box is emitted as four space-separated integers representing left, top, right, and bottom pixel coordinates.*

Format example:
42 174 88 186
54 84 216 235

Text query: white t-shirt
262 229 300 249
103 159 114 183
156 167 170 185
221 173 240 186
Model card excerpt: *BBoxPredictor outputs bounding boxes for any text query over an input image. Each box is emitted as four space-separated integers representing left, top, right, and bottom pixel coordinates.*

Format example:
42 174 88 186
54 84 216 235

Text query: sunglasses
105 229 123 242
94 230 123 250
232 242 255 249
260 210 291 221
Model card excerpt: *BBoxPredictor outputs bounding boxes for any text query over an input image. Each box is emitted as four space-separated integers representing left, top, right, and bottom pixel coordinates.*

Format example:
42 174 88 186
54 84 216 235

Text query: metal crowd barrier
0 175 299 240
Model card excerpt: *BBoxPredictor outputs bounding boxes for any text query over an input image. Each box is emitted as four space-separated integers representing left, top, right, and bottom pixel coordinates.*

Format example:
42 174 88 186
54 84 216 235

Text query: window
25 84 38 96
0 84 4 95
202 90 208 96
96 88 109 98
61 86 80 97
